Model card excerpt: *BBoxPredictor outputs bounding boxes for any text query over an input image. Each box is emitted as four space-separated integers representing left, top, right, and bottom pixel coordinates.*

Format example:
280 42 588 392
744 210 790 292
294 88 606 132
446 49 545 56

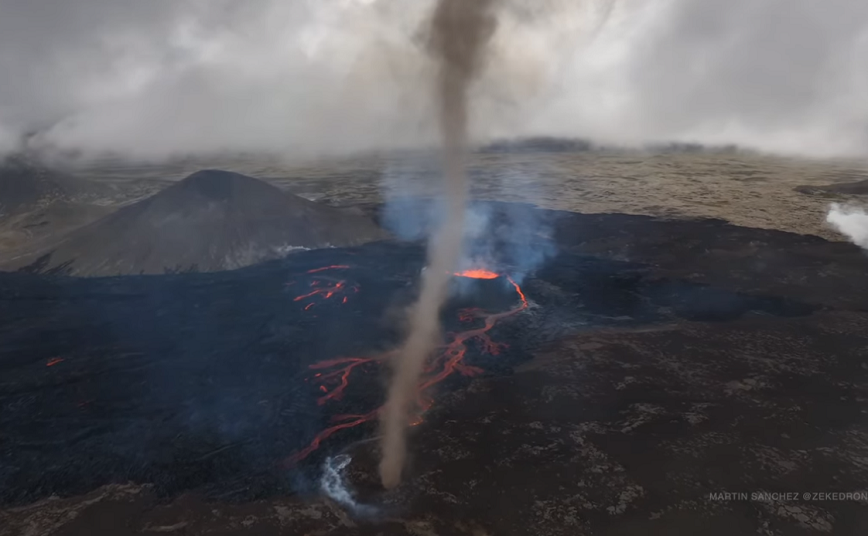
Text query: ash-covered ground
2 203 868 535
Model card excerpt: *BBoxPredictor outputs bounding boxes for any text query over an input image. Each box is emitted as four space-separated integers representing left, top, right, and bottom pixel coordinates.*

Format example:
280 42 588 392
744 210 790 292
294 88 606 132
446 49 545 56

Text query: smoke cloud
1 0 867 159
378 0 496 489
827 203 868 249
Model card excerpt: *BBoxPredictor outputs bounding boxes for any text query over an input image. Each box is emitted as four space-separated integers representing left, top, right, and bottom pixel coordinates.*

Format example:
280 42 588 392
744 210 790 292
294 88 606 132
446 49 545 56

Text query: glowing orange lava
454 269 499 279
46 358 64 367
309 356 382 406
283 275 528 468
292 272 359 311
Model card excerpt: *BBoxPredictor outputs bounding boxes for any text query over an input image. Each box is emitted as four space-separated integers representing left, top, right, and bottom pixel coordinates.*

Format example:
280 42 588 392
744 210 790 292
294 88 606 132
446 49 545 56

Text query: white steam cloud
827 203 868 249
320 455 375 516
1 0 867 159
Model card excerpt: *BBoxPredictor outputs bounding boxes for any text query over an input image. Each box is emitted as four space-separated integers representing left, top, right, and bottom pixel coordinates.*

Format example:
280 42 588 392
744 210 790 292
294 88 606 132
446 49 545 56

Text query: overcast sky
0 0 866 159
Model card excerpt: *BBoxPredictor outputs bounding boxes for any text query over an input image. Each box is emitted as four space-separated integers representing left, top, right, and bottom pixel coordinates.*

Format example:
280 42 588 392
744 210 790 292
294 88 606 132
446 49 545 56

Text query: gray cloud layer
1 0 866 159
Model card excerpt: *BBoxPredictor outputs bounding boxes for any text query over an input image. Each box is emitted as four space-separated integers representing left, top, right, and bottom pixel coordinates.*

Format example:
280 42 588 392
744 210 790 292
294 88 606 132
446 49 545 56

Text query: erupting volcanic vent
0 216 817 506
454 269 499 279
284 267 528 466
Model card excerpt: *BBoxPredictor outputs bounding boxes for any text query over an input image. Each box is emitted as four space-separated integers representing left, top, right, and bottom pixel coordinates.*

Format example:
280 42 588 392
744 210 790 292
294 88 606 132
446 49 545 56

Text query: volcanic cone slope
5 170 386 276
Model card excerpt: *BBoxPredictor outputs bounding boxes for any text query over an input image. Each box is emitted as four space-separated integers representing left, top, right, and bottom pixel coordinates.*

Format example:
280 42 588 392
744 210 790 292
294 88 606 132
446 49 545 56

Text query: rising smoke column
378 0 497 489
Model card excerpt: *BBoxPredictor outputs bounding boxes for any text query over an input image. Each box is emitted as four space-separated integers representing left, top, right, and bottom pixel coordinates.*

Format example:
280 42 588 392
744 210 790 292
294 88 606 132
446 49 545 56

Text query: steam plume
827 203 868 249
378 0 496 489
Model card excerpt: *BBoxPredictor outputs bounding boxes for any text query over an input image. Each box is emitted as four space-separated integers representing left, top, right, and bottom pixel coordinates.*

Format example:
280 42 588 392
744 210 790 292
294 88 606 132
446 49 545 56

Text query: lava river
283 267 529 466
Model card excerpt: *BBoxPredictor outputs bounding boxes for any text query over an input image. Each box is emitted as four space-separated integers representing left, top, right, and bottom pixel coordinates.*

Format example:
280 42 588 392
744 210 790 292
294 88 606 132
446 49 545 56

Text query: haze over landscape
1 0 867 159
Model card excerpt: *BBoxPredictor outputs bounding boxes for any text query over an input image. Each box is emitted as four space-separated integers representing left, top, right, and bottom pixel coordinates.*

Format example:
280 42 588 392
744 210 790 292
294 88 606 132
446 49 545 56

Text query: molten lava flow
290 268 360 310
454 269 499 279
283 276 528 467
283 409 379 467
46 358 64 367
310 356 384 406
418 277 527 397
293 280 347 303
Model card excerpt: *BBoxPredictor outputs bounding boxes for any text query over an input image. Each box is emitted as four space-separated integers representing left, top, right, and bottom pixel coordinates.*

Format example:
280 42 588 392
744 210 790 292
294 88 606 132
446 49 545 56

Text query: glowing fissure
454 269 500 279
283 275 528 468
289 274 360 311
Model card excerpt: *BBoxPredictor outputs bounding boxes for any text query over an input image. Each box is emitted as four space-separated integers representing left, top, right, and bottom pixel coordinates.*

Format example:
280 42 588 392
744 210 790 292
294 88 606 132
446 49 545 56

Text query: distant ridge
4 170 386 276
479 137 747 155
480 137 595 153
795 174 868 196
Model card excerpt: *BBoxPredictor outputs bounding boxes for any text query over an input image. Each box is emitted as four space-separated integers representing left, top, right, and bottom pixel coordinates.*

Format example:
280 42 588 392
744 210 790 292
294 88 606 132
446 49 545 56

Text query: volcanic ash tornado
379 0 496 489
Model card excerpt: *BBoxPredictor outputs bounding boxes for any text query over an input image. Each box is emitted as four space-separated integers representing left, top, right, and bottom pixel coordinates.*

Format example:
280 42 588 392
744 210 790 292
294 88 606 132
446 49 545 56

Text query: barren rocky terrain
3 150 867 261
2 150 868 535
76 150 868 235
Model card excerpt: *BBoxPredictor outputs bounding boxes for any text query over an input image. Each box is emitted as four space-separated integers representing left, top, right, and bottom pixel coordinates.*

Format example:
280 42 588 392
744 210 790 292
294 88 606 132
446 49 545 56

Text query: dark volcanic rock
370 199 868 311
1 206 868 535
399 310 868 536
795 176 868 195
3 170 387 276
